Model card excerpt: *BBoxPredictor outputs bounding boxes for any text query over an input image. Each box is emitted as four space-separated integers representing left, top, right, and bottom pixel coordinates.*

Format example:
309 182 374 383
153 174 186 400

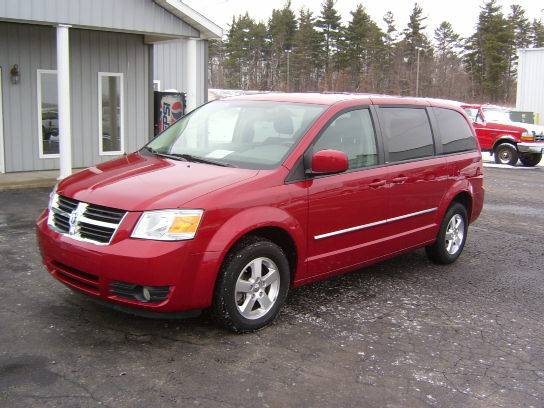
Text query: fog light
110 281 171 303
142 286 151 302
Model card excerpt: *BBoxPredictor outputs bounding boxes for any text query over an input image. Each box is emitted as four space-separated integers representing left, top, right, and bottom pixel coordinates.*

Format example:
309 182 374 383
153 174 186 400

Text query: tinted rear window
435 108 477 154
381 108 434 162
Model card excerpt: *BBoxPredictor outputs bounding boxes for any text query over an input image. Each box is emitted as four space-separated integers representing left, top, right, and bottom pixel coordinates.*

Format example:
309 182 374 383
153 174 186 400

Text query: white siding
516 48 544 125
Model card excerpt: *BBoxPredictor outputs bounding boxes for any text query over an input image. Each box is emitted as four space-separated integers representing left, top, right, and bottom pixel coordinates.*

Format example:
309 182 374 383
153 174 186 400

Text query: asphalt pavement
1 166 543 407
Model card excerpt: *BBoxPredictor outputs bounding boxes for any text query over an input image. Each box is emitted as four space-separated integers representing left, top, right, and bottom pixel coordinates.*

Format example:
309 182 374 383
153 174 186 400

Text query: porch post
186 38 198 113
56 24 72 179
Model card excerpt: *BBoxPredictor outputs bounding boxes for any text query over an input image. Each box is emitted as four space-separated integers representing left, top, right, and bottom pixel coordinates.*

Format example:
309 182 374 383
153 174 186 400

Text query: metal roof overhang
154 0 223 40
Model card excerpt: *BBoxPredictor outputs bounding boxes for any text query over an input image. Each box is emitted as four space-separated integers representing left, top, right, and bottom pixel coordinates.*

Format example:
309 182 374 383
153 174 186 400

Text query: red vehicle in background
461 104 544 166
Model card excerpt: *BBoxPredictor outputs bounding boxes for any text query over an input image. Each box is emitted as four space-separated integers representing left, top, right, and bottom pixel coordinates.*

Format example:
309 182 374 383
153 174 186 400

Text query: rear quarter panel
440 151 484 224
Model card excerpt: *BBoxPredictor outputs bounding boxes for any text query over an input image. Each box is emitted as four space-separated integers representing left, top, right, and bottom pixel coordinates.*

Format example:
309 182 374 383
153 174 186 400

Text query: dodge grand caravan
37 94 484 332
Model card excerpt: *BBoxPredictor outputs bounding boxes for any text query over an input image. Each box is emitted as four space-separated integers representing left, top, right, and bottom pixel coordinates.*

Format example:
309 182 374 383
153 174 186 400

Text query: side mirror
309 149 349 175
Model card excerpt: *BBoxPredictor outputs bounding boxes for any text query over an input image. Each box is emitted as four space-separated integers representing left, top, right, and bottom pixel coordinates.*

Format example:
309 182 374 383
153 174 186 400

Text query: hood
486 119 544 135
510 121 544 135
58 152 259 211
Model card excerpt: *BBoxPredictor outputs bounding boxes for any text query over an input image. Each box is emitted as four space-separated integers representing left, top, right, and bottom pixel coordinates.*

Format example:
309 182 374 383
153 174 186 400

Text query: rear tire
426 203 468 265
494 143 518 165
212 236 290 333
519 153 542 167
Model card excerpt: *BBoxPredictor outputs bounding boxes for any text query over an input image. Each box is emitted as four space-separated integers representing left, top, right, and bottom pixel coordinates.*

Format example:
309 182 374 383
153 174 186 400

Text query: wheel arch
451 191 473 221
492 136 518 151
223 226 298 283
437 181 475 225
204 206 305 284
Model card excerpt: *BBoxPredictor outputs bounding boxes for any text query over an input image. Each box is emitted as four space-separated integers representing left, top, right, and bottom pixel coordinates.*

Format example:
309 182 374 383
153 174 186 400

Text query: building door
0 67 4 173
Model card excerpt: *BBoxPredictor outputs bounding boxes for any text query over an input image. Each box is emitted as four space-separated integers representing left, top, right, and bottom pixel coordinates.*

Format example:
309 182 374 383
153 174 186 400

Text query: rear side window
434 108 477 154
381 108 434 162
313 109 378 170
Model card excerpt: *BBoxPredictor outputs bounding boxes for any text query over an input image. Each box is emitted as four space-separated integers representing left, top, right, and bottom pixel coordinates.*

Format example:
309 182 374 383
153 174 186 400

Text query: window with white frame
37 69 59 158
98 72 124 155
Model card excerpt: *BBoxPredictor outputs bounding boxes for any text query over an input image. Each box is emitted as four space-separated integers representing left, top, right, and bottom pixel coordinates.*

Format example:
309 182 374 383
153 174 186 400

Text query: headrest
273 108 294 134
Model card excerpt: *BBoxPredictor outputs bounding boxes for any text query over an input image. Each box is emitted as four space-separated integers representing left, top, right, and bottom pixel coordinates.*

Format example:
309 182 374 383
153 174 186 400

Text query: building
516 48 544 125
0 0 222 175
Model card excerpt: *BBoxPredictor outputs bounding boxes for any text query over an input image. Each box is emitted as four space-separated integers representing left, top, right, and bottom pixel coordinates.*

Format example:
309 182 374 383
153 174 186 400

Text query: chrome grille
48 195 126 245
534 132 544 142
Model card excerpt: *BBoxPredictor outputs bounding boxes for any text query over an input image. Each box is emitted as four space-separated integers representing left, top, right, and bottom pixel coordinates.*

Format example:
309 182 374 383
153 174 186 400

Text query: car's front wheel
519 152 542 167
426 202 468 265
213 236 290 333
494 143 518 165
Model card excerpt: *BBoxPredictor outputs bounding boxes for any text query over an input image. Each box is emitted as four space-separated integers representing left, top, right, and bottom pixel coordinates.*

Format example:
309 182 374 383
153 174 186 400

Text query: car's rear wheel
494 143 518 165
426 202 468 265
213 236 290 333
519 153 542 167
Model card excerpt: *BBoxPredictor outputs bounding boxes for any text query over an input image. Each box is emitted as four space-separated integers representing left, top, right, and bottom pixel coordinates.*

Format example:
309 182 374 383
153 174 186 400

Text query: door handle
424 173 436 181
369 179 386 188
392 176 408 184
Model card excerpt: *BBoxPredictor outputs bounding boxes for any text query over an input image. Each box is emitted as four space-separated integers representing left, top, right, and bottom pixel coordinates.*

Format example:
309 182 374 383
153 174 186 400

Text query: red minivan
37 94 484 332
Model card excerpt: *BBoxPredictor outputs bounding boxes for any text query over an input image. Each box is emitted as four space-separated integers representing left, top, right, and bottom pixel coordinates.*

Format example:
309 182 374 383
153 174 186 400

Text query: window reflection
39 71 59 156
100 74 123 153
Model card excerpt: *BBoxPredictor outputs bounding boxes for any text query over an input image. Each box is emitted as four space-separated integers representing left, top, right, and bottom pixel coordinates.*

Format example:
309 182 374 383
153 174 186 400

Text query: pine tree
434 21 463 98
341 4 384 91
532 19 544 47
316 0 342 90
291 8 322 91
383 11 398 46
267 1 297 90
208 39 226 89
401 3 432 96
381 11 402 93
465 0 513 102
504 5 531 97
224 14 254 89
403 3 432 60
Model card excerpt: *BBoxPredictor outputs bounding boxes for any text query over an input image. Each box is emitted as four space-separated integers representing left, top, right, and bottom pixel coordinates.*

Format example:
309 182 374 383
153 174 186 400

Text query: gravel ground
1 166 543 407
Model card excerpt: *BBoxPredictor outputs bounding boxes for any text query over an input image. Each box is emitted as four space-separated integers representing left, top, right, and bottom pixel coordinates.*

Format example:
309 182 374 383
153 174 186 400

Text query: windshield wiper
170 153 235 167
143 146 188 162
143 147 234 167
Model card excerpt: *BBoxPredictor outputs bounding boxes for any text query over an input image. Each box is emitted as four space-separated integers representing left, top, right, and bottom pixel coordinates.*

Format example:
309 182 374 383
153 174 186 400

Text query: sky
184 0 544 38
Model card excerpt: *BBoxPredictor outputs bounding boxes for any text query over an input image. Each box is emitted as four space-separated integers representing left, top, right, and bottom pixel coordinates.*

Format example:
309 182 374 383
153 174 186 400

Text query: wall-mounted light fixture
10 64 20 84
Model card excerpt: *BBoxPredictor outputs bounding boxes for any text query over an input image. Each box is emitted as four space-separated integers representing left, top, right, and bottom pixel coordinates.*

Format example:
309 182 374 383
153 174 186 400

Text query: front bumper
518 142 544 154
36 210 220 314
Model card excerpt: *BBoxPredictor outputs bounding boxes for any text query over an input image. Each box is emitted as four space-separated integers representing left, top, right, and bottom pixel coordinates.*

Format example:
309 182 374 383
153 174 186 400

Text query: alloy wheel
235 257 280 320
445 214 464 255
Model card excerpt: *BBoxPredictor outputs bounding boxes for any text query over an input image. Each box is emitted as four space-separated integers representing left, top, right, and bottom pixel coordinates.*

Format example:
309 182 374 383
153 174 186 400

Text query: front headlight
520 131 534 142
131 209 203 241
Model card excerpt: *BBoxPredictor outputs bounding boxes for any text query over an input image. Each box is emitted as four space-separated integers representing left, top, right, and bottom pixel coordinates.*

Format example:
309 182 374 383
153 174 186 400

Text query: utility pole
415 47 422 97
286 49 292 92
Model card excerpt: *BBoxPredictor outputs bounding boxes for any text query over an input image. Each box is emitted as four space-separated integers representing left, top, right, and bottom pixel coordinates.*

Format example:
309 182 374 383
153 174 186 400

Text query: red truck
461 104 544 166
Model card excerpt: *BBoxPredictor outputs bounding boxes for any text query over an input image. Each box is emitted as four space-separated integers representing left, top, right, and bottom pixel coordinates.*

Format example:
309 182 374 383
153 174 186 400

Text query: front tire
426 203 468 265
519 153 542 167
213 236 290 333
494 143 518 165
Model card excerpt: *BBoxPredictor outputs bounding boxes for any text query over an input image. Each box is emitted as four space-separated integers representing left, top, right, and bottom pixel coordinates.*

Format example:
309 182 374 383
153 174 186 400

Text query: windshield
482 108 512 123
145 100 326 169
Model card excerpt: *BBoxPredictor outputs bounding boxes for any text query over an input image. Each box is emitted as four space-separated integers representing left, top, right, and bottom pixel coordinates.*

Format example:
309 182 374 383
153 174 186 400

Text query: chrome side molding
314 208 438 240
